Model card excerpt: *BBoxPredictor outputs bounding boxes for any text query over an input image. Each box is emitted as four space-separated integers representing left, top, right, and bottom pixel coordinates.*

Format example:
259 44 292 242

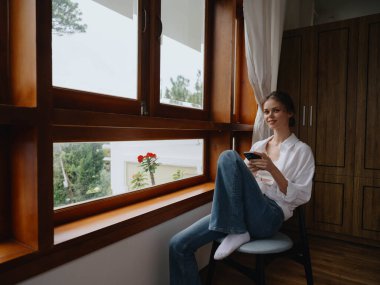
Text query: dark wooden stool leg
206 241 219 285
256 255 266 285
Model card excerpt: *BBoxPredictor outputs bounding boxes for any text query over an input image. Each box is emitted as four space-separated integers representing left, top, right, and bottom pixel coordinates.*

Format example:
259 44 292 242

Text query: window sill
0 240 35 264
0 183 214 284
54 182 215 244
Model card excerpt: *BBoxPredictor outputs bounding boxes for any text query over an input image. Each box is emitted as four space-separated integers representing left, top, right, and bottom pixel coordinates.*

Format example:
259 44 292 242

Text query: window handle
302 105 306 126
309 106 313 127
142 9 147 33
157 15 163 43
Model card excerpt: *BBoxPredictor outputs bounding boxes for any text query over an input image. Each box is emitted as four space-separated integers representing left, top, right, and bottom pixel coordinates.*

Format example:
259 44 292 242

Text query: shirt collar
280 133 299 151
253 133 299 152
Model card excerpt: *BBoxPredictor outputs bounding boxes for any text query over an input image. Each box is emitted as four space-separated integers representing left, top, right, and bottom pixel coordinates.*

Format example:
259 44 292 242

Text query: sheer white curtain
243 0 287 143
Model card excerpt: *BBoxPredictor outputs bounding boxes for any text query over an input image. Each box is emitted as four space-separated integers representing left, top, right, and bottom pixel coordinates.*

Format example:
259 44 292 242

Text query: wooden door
277 28 312 143
312 173 354 235
352 177 380 241
308 19 358 177
355 13 380 180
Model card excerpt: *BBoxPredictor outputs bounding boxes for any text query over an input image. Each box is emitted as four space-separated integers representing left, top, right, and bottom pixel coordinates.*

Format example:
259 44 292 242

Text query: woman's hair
264 91 296 127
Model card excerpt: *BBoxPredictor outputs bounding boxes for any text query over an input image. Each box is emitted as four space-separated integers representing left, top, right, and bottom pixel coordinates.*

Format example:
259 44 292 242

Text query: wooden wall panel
312 174 353 234
364 22 380 171
314 181 344 226
311 20 357 177
9 0 36 107
233 131 252 157
362 186 380 232
209 132 231 180
278 34 303 138
353 178 380 240
0 0 9 104
356 14 380 180
0 127 10 240
11 127 38 249
315 28 348 168
210 0 234 123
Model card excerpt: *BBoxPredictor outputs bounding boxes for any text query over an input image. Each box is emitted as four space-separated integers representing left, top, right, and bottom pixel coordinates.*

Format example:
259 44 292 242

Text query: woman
169 91 315 285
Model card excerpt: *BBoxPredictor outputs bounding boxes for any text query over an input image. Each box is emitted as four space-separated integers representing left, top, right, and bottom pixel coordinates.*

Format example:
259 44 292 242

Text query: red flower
137 155 144 163
146 152 156 158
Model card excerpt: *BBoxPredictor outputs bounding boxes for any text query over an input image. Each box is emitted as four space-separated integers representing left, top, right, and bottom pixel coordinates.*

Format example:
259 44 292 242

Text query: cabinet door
312 173 353 235
309 20 358 177
277 29 312 143
355 14 380 179
352 178 380 241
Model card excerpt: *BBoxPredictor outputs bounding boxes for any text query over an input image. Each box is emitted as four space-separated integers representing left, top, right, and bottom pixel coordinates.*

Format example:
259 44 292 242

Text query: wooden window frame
148 0 211 121
0 0 9 104
52 126 210 225
52 0 149 116
0 1 256 283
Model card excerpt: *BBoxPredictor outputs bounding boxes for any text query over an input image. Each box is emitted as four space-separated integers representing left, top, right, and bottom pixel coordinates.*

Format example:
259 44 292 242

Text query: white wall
18 203 212 285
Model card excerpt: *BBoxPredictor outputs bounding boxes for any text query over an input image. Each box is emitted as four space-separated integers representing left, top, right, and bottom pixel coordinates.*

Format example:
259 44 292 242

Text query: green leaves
52 0 87 36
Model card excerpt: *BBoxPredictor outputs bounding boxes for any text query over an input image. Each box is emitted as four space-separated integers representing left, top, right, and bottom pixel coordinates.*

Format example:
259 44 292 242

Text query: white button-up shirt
249 133 315 220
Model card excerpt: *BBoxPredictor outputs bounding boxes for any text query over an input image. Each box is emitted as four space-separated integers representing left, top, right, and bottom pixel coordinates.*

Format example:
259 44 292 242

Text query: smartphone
243 151 262 160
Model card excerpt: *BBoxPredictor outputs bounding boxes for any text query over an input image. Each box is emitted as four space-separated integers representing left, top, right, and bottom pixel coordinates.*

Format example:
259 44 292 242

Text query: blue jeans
169 150 284 285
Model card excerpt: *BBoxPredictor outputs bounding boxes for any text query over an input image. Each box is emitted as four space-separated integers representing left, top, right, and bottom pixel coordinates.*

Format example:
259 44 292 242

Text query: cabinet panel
356 14 380 179
353 178 380 240
278 29 312 142
365 22 380 170
310 21 357 176
312 174 353 234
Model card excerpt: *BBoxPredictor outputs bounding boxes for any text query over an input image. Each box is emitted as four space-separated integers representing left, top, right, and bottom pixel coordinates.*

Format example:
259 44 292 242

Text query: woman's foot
214 232 250 260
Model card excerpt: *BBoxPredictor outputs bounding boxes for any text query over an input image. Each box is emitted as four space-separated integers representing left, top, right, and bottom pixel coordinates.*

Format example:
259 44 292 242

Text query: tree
130 171 149 190
164 72 203 108
53 143 110 207
165 75 190 103
52 0 87 36
187 70 203 107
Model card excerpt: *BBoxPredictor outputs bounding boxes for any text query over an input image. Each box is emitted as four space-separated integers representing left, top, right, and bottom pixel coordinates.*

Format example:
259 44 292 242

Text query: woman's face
263 98 292 131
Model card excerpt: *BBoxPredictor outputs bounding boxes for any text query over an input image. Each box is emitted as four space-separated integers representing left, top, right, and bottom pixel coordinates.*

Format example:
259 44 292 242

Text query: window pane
53 139 204 208
52 0 138 99
160 0 205 109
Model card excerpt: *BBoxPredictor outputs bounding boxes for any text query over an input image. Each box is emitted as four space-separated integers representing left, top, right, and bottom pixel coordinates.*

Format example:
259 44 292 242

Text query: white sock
214 232 250 260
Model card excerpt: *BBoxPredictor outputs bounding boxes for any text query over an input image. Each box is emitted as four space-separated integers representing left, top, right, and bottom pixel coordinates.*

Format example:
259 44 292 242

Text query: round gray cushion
218 232 293 255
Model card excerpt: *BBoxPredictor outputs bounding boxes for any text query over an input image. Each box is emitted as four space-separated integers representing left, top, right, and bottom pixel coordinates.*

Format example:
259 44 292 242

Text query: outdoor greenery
172 169 185 180
163 70 203 108
53 143 111 207
52 0 87 36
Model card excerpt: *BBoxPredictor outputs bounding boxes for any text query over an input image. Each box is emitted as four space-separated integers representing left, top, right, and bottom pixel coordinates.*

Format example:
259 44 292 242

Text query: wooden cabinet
352 14 380 242
355 14 380 180
353 178 380 241
309 20 358 177
278 13 380 243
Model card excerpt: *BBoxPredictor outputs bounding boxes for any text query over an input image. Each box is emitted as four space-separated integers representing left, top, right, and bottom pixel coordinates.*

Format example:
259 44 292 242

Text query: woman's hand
250 152 275 172
250 152 289 194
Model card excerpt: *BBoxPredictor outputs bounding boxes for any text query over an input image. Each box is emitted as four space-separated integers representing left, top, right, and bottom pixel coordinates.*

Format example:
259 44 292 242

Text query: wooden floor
201 236 380 285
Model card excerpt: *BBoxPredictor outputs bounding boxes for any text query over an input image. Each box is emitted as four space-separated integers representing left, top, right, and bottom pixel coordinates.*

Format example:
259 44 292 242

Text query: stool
206 206 313 285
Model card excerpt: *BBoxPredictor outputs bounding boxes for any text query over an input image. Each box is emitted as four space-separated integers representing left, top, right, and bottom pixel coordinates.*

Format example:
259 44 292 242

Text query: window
52 0 138 99
0 0 252 280
49 0 212 223
53 139 204 209
159 0 205 110
52 0 143 114
150 0 210 120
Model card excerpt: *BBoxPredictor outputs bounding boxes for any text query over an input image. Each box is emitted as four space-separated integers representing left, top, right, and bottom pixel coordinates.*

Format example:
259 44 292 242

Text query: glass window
53 139 204 208
160 0 205 110
52 0 138 99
